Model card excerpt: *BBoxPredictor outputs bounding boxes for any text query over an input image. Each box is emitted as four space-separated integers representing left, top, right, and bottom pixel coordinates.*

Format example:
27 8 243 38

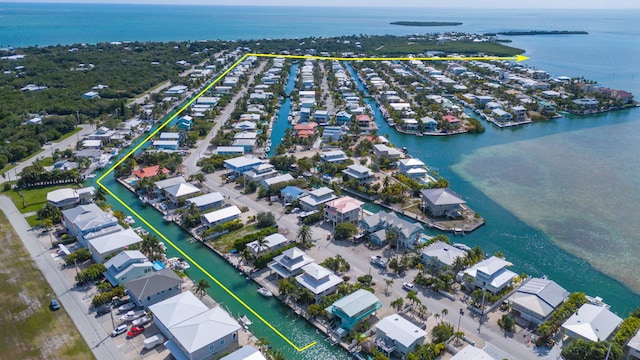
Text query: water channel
269 62 299 157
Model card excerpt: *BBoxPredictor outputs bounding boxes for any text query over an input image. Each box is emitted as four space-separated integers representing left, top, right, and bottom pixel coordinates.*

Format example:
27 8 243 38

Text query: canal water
269 62 299 157
344 61 640 315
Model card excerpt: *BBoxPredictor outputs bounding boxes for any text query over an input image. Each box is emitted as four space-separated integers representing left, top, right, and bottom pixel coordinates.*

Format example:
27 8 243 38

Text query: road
0 196 122 360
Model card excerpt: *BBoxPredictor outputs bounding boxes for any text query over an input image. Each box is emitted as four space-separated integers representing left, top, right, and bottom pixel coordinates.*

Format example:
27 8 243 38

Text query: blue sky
5 0 639 8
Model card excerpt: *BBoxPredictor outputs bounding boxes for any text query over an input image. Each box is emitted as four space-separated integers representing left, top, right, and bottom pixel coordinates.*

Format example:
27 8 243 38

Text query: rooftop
376 313 426 348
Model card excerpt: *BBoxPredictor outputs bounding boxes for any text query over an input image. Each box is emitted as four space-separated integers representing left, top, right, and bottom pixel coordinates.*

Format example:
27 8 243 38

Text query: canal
269 62 299 157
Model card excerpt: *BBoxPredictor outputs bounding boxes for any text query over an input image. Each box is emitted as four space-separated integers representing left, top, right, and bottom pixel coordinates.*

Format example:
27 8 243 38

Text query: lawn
209 224 258 253
0 211 94 360
2 184 80 214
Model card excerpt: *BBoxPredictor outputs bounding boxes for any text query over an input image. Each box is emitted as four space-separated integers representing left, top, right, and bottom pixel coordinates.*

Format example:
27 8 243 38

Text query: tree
94 186 107 203
384 278 393 295
256 211 276 228
194 279 211 298
441 308 449 321
453 331 465 345
391 297 404 311
431 322 454 343
385 225 400 248
296 224 312 246
140 233 164 261
189 172 206 185
334 222 358 240
561 339 622 360
37 203 61 222
499 314 516 332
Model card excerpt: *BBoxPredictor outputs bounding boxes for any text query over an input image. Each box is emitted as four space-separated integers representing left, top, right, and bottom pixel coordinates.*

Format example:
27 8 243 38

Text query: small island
497 30 588 35
390 21 462 27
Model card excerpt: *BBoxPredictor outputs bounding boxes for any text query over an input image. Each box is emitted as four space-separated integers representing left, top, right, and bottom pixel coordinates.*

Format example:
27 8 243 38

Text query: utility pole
457 308 464 333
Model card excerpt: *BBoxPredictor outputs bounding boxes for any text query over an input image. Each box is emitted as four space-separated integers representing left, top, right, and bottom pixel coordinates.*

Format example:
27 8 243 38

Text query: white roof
82 139 102 148
187 192 224 207
376 314 426 348
509 278 569 320
160 132 180 139
104 250 147 271
329 289 380 318
262 174 294 186
220 346 267 360
88 228 143 255
154 176 186 190
224 155 263 169
309 187 333 197
153 140 179 146
164 182 200 198
202 206 241 224
149 292 208 328
171 306 241 353
398 158 426 167
247 233 288 253
450 345 496 360
421 241 467 266
47 188 78 204
561 303 623 342
295 263 343 295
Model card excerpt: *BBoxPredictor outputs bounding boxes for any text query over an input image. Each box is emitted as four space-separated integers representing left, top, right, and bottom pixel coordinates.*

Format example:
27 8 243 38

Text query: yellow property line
96 51 527 352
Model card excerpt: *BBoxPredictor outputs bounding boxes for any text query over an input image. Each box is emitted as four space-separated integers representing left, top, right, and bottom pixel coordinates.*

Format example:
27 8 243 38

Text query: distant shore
390 21 462 27
496 30 588 36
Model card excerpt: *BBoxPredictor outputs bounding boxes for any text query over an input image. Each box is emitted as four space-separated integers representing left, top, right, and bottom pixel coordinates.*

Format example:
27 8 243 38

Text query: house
401 118 419 132
572 98 599 108
82 139 102 149
355 114 372 128
62 204 119 247
508 277 569 325
325 289 382 333
246 233 289 257
103 250 153 286
134 165 169 179
267 247 314 279
224 156 264 177
458 256 517 294
322 126 346 142
82 91 100 99
397 158 428 182
186 192 225 212
295 263 343 302
126 268 183 308
442 115 462 127
233 121 257 131
177 116 193 130
375 314 427 359
153 140 179 151
219 346 267 360
561 303 622 342
160 132 181 141
486 101 503 110
450 345 496 360
320 150 348 164
280 186 308 204
342 164 374 184
360 211 424 250
260 173 294 190
335 110 353 125
626 329 640 360
324 196 364 226
232 138 257 153
47 187 94 209
299 187 337 211
215 146 245 156
154 176 186 195
420 188 466 218
420 116 438 132
299 107 311 122
164 182 201 205
421 241 467 269
511 106 527 121
201 206 241 228
314 110 330 123
149 292 241 360
87 228 143 263
373 144 403 159
492 108 513 122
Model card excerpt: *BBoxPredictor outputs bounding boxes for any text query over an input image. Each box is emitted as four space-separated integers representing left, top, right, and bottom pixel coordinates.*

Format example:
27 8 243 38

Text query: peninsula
390 21 462 26
497 30 589 35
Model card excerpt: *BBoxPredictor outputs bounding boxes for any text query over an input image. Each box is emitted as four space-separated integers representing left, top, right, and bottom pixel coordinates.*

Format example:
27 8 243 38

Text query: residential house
375 314 426 359
280 186 308 204
420 116 438 132
314 110 330 123
458 256 517 294
149 292 241 360
299 187 337 211
450 345 496 360
342 164 374 184
397 158 428 182
186 192 225 212
219 346 267 360
324 196 364 226
153 140 179 151
322 126 346 142
154 176 187 197
224 156 264 177
492 108 513 122
246 233 289 257
421 241 467 269
373 144 403 159
126 267 183 308
267 247 314 279
82 139 102 149
215 146 245 156
486 101 503 110
87 228 143 263
355 114 372 128
62 204 119 247
134 165 170 179
260 173 295 190
335 110 353 125
442 115 461 127
232 138 257 153
233 121 257 132
360 210 424 250
511 106 527 121
201 206 241 229
103 250 153 286
401 118 419 132
420 188 466 218
164 182 201 205
561 303 622 342
47 187 95 209
325 289 382 333
177 116 193 130
626 330 640 360
295 263 343 303
320 150 348 164
508 277 569 325
160 132 180 141
243 163 279 183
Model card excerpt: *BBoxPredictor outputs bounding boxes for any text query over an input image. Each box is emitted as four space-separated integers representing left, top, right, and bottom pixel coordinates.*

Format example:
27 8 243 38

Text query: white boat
257 287 273 297
238 314 252 328
264 146 270 153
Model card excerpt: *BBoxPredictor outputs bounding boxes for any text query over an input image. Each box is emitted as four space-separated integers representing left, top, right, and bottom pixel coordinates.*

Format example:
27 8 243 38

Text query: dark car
50 299 61 311
96 305 112 317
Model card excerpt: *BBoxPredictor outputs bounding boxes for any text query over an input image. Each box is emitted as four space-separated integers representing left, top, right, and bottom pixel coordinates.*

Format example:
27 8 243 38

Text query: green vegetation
229 226 278 253
0 211 94 359
497 30 588 35
561 339 622 360
537 292 587 340
390 21 462 26
334 222 359 240
431 322 454 343
2 183 78 214
321 255 351 274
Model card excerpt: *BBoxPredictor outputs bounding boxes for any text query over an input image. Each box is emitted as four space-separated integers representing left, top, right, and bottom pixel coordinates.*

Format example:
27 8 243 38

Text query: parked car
143 334 165 350
132 315 152 327
370 255 388 268
111 296 131 308
111 324 128 337
127 325 145 338
117 302 136 313
402 282 416 291
49 299 61 311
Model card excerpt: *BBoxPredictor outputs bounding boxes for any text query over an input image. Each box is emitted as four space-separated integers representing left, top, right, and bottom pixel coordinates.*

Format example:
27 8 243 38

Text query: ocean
2 3 640 314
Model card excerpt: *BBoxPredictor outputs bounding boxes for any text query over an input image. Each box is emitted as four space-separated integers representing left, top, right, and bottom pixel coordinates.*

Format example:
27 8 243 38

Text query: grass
2 184 80 214
209 223 258 253
0 211 94 360
56 126 82 142
26 214 42 228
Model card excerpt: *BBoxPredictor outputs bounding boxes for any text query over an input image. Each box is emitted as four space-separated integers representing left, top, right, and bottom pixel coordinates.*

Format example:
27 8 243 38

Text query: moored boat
257 287 273 297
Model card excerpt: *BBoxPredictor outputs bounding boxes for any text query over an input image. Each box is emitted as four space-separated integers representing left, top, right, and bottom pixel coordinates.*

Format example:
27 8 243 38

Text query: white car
402 282 416 291
111 324 128 337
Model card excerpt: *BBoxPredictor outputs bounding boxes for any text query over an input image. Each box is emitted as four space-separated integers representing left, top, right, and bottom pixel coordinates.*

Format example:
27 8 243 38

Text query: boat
238 314 252 329
124 215 135 224
264 146 270 153
163 214 172 222
257 287 273 297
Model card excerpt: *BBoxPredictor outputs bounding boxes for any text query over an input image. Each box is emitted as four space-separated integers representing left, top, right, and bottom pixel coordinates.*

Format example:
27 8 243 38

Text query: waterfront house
154 176 186 197
201 206 241 229
299 187 337 211
324 196 364 227
572 98 599 109
233 120 257 132
492 108 513 122
375 313 426 359
511 106 527 121
458 256 517 295
62 204 119 247
267 247 314 279
355 114 372 128
397 158 429 182
215 146 245 156
342 164 375 184
419 188 465 218
243 163 279 183
223 156 265 177
186 192 225 212
322 126 346 142
149 292 241 360
164 182 201 205
486 101 503 110
246 233 289 257
220 346 266 360
260 173 294 190
450 345 496 360
126 268 183 308
626 330 640 360
153 140 179 151
373 144 403 159
299 107 311 122
325 289 382 333
442 115 462 127
320 150 348 164
47 187 94 209
103 250 153 286
231 138 257 153
295 263 343 303
475 95 494 105
133 165 170 179
420 116 438 132
335 110 353 125
177 116 193 130
508 277 569 325
421 241 467 270
280 186 309 204
360 210 424 250
88 228 143 263
401 118 419 132
561 303 622 342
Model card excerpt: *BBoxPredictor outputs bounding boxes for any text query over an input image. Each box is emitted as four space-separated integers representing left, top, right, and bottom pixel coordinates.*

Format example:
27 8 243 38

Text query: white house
421 241 467 269
299 187 337 211
87 228 143 263
246 233 289 257
267 247 314 279
186 192 225 212
561 303 622 342
375 314 426 359
201 206 241 228
342 164 375 184
295 263 343 302
397 158 428 182
508 277 569 325
320 150 349 164
103 250 153 286
360 210 424 250
373 144 403 159
450 345 496 360
458 256 517 294
62 204 119 247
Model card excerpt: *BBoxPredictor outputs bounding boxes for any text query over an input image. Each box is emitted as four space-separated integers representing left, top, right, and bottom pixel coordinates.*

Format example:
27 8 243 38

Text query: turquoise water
269 62 298 157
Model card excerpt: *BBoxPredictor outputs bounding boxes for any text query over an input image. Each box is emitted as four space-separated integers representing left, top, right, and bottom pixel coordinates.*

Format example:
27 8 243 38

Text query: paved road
0 196 122 360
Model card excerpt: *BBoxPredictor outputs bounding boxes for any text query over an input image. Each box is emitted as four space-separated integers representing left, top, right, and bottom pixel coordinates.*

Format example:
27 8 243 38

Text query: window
232 333 237 340
209 344 215 351
220 339 225 345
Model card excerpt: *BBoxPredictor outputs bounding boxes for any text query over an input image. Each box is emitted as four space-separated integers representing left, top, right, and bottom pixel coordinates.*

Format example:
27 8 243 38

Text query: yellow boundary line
96 52 527 352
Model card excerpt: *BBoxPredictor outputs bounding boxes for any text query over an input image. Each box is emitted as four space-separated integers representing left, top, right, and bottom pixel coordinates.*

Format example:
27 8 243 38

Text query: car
49 299 61 311
127 325 145 338
370 255 387 268
402 282 416 291
96 305 112 317
111 324 128 337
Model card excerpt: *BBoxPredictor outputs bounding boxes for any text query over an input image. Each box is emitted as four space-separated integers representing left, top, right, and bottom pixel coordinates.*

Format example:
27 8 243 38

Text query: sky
4 0 640 9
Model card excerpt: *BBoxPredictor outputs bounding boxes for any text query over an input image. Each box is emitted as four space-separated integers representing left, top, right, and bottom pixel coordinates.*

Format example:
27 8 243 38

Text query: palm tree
433 313 440 324
193 278 210 298
391 297 404 311
190 173 206 185
140 233 163 261
93 186 107 203
296 225 312 247
441 308 448 321
256 236 268 257
453 331 465 345
384 278 394 295
385 226 400 249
